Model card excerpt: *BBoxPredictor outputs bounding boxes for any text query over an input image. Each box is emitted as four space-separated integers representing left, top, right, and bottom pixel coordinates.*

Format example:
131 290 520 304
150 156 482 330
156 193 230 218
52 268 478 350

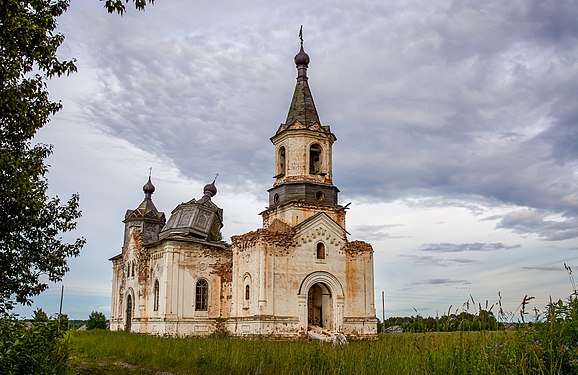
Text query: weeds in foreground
67 291 578 375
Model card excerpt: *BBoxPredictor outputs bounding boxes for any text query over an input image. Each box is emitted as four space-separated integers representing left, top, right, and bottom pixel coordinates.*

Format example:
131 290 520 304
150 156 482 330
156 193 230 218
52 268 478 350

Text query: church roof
159 180 223 242
124 175 165 223
284 78 320 129
279 34 322 133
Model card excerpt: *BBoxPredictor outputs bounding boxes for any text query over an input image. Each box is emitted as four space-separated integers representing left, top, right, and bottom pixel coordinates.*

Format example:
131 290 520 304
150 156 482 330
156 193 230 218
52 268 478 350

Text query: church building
109 37 378 338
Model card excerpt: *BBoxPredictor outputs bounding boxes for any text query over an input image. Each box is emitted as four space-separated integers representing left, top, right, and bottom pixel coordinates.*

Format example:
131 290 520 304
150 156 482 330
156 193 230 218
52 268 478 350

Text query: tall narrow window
153 280 159 311
278 146 286 175
245 285 250 301
131 261 135 277
125 294 133 331
309 144 322 174
316 242 326 260
195 279 208 311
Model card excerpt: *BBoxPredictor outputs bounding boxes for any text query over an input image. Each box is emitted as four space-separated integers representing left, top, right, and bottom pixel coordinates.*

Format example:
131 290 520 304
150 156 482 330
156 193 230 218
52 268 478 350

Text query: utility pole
56 284 65 332
382 290 385 323
59 285 64 318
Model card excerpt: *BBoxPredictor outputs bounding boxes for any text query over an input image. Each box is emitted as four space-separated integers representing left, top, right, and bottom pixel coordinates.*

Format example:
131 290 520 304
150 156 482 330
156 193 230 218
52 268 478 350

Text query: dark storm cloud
420 243 520 253
70 0 578 238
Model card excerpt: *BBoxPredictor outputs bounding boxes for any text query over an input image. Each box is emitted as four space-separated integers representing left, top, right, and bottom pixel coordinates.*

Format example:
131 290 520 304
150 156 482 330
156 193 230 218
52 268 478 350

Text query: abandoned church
109 38 378 338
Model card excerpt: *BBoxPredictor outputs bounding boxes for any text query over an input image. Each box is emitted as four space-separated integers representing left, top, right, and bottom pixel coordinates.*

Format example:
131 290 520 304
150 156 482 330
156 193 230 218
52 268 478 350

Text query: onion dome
294 27 310 81
143 176 155 199
280 27 320 129
294 45 310 67
203 179 217 197
124 174 166 245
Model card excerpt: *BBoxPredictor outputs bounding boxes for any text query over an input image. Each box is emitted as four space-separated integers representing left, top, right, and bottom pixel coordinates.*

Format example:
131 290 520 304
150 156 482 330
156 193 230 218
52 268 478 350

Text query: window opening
316 242 326 260
245 285 250 300
278 146 286 175
309 144 322 174
153 280 159 311
195 279 209 311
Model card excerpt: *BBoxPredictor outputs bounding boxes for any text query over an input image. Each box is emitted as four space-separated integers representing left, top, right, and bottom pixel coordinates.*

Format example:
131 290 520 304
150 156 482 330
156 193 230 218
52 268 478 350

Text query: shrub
86 311 108 330
0 310 70 374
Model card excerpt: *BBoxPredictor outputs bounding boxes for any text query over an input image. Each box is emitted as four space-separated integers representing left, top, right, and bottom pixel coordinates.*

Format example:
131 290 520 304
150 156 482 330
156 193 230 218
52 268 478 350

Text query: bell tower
263 30 345 229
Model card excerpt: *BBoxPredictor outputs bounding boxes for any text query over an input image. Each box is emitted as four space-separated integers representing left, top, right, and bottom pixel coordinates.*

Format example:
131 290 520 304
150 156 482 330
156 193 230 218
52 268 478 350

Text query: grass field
68 329 541 375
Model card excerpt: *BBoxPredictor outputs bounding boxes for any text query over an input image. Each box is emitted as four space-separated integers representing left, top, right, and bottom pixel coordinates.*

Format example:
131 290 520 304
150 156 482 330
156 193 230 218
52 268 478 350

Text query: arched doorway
307 283 333 329
125 294 132 332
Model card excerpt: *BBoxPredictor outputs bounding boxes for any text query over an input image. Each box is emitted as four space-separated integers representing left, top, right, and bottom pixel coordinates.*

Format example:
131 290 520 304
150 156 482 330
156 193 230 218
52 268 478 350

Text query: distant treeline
380 310 505 333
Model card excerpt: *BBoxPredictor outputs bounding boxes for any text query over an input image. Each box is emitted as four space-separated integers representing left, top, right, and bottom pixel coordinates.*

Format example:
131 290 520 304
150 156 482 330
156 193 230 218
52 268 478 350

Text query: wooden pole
382 290 385 323
59 285 64 317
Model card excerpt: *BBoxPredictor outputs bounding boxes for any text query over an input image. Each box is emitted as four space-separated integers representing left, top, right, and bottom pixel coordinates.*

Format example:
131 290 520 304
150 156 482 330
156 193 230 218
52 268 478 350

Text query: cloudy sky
18 0 578 321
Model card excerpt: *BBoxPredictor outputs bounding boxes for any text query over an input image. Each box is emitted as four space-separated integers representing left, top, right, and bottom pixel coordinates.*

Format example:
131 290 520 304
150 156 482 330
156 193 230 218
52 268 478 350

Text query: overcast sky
18 0 578 321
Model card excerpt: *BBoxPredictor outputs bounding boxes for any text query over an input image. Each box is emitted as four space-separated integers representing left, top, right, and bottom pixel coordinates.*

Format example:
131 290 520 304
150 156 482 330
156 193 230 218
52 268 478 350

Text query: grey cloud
411 278 471 286
420 242 520 253
522 266 564 272
487 209 578 241
69 0 578 238
401 254 478 267
349 224 404 241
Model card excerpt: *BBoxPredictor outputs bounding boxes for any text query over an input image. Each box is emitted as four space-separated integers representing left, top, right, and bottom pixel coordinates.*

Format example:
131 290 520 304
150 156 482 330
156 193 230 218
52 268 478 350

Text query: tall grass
69 329 518 374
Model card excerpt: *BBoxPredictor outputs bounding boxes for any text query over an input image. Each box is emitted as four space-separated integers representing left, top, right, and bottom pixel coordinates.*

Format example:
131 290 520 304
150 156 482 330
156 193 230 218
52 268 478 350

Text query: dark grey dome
294 45 310 66
203 181 217 197
143 176 155 195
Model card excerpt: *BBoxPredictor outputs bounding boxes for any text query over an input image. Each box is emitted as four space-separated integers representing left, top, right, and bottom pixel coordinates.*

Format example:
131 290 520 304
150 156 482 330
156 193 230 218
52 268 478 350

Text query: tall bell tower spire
264 29 345 230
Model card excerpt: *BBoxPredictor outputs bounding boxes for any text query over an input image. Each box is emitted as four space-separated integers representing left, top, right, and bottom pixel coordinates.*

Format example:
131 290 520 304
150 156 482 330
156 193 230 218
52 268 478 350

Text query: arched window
195 279 209 311
127 263 130 277
309 144 322 174
245 285 250 300
278 146 286 175
316 242 326 260
153 280 159 311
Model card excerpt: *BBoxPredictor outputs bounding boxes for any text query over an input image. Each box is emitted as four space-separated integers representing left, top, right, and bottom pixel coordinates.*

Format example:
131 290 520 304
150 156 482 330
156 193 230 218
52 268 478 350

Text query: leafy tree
0 0 85 314
104 0 155 15
86 311 108 330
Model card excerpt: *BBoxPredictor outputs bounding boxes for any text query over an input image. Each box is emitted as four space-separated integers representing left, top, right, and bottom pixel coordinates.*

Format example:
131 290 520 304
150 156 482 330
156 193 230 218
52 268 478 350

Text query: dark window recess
316 243 326 260
309 144 322 174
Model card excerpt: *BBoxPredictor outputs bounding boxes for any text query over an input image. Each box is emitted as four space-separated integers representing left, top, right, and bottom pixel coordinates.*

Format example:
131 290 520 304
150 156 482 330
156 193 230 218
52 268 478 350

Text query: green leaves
0 0 84 315
103 0 155 15
0 313 71 374
86 311 108 330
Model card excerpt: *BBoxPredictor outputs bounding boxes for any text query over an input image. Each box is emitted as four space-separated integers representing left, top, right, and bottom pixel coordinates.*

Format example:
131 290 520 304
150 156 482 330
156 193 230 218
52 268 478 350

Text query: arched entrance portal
307 283 333 329
125 294 132 332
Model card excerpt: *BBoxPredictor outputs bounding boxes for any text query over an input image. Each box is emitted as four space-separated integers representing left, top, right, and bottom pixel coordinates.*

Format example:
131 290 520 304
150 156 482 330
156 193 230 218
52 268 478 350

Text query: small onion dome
294 45 310 67
143 176 155 196
203 180 217 197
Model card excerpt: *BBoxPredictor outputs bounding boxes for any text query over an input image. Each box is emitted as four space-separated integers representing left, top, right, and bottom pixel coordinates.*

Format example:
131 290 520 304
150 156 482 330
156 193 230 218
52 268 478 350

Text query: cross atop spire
282 26 319 129
294 26 310 81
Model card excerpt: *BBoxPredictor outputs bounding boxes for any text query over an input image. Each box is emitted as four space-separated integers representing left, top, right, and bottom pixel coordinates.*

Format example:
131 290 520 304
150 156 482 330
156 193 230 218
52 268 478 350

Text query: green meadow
67 327 576 374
